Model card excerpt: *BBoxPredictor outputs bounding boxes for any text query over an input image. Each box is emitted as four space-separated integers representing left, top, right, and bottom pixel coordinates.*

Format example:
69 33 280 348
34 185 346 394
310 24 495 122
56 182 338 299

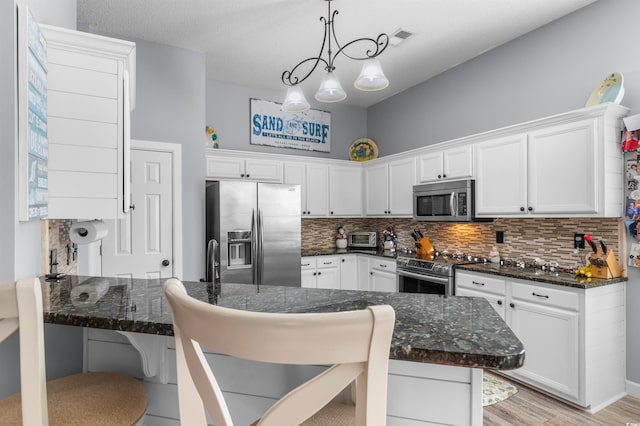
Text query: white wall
367 0 640 386
206 80 367 161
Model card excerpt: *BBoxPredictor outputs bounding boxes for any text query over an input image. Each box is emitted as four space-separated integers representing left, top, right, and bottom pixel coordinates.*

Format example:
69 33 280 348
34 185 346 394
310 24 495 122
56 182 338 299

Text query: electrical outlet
496 231 504 244
574 233 585 249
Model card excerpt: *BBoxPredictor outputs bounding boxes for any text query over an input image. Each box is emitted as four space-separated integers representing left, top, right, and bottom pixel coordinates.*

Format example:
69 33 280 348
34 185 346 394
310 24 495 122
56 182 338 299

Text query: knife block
588 249 622 279
416 237 436 260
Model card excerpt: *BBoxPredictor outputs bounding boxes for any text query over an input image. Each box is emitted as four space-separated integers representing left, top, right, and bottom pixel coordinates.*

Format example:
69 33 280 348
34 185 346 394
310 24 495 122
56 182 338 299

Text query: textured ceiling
77 0 596 107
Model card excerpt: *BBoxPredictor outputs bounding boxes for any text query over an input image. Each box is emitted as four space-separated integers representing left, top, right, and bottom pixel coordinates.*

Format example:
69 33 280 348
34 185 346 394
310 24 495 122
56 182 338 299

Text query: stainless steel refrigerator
205 181 301 287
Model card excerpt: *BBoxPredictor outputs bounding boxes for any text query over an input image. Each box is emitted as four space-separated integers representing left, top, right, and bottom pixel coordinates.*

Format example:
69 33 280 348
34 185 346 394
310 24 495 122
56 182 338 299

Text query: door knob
162 259 170 267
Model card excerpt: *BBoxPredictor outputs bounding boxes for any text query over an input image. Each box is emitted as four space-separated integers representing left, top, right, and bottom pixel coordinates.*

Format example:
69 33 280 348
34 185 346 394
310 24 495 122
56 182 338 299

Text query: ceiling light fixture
281 0 389 112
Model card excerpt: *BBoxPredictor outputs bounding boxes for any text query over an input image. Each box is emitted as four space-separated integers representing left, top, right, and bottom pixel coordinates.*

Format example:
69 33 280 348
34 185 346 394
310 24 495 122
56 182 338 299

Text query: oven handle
397 269 450 285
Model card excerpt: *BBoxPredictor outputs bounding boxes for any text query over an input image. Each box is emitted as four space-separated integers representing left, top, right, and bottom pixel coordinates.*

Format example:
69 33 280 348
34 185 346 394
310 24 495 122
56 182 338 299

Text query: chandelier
281 0 390 112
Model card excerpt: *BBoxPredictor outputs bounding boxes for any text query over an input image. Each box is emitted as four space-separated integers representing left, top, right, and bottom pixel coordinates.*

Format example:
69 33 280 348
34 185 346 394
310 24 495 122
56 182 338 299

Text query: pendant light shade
282 86 310 112
354 59 389 91
315 72 347 102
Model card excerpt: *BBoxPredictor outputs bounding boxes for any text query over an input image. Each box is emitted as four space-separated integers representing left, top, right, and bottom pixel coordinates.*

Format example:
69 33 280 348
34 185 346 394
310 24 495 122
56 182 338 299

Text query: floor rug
483 373 518 406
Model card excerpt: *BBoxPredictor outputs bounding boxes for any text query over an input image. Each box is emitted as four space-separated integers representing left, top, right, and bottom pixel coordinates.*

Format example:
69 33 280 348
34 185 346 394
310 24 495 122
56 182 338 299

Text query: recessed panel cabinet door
528 119 597 214
475 134 528 216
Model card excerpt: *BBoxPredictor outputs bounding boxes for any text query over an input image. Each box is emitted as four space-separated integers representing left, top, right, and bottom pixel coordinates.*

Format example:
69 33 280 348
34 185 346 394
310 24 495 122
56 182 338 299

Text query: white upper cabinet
206 152 283 182
475 104 625 218
364 157 415 216
42 25 135 219
329 164 362 216
284 162 329 217
417 145 473 183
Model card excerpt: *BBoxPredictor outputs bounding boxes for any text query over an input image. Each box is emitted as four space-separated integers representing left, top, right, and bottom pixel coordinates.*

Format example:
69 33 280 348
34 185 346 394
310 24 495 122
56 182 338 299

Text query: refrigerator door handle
206 239 219 282
258 208 265 285
251 208 258 285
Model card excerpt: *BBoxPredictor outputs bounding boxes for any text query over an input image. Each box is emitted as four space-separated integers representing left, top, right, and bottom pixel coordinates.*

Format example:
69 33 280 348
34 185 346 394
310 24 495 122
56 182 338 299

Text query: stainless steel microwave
413 179 483 222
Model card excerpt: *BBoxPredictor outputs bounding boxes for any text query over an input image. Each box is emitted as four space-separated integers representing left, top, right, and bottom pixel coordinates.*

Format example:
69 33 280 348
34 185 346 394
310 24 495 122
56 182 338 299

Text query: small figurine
336 226 347 249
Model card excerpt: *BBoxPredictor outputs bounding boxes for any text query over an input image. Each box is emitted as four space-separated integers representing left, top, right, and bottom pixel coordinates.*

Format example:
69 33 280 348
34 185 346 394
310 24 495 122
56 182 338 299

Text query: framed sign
250 98 331 152
17 5 48 221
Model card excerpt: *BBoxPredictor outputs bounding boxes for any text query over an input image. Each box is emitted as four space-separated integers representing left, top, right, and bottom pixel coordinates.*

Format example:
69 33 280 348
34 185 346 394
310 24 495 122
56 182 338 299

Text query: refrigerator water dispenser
227 231 252 267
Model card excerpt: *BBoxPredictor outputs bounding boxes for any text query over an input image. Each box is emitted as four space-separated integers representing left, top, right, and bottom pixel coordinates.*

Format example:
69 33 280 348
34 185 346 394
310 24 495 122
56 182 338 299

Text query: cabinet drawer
455 272 505 295
300 257 316 270
511 282 579 311
371 259 396 273
316 256 339 268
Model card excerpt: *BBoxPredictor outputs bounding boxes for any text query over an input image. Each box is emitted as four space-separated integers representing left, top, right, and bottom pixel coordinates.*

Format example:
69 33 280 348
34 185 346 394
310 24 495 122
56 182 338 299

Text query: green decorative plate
349 138 379 162
585 72 624 107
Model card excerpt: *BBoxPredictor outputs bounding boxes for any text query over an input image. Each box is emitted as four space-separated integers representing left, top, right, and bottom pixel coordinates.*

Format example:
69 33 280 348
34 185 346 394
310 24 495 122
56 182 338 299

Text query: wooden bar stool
163 278 395 426
0 278 147 425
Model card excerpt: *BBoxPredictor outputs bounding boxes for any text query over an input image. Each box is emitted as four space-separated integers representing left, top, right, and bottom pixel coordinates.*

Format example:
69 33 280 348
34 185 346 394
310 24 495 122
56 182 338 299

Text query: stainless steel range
396 254 485 296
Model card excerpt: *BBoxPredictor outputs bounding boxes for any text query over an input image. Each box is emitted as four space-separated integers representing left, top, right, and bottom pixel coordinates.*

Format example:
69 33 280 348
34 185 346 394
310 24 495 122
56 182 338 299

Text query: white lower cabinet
368 258 397 293
339 255 358 290
300 256 340 289
455 270 626 411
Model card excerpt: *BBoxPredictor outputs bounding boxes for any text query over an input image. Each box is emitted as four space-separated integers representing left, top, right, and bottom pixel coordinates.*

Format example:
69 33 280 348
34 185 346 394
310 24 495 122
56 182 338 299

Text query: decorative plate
349 138 379 162
585 72 624 107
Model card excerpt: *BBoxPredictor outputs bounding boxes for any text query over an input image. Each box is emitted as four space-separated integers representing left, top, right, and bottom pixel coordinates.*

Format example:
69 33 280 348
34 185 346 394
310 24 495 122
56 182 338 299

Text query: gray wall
206 80 367 161
368 0 640 153
0 0 82 400
127 39 206 281
367 0 640 385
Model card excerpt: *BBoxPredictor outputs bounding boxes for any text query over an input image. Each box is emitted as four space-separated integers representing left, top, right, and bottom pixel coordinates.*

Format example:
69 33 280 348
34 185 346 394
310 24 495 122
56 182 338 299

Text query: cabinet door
370 270 397 292
357 256 370 291
475 134 528 215
388 158 416 216
301 269 317 288
455 287 506 320
305 164 329 216
364 163 389 215
245 159 283 182
329 165 362 216
206 156 245 179
316 267 340 289
528 119 597 215
443 145 473 180
339 256 358 290
507 299 579 400
417 151 443 183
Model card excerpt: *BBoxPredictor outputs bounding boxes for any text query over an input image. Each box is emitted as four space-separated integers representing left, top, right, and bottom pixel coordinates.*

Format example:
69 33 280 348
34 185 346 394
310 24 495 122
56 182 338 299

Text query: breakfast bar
41 275 525 425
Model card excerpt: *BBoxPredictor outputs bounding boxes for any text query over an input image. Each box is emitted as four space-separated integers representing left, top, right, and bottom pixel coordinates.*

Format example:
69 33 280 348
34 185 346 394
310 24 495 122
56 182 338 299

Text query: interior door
102 149 173 279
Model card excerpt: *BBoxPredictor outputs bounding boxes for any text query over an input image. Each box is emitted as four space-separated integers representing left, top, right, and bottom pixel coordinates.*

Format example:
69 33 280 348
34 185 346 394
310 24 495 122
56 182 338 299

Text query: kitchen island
41 275 525 425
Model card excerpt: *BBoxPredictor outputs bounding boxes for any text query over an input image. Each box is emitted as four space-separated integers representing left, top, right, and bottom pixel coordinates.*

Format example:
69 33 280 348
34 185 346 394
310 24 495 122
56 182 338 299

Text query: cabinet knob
246 174 250 178
240 173 245 178
342 259 345 262
162 259 170 267
510 302 515 308
330 211 334 215
442 174 446 178
528 206 533 212
370 272 374 275
313 272 317 276
317 271 321 275
520 206 525 212
497 300 503 305
437 174 442 179
307 211 310 215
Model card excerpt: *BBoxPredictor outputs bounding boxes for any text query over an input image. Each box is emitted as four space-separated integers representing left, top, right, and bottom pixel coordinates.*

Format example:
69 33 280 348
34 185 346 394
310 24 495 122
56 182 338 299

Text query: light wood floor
484 373 640 425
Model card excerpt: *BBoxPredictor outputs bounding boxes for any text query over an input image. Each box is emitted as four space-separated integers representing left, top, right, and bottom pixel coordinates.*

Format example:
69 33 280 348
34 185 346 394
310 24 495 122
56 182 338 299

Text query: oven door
397 268 452 296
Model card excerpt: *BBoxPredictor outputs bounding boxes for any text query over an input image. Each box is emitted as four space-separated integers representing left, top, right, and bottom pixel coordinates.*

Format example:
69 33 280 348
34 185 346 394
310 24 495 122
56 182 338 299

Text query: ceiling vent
390 28 415 46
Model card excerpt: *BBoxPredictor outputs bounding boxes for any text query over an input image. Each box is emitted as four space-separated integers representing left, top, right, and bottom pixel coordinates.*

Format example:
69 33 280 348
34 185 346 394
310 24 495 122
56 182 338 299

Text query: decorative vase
336 239 347 249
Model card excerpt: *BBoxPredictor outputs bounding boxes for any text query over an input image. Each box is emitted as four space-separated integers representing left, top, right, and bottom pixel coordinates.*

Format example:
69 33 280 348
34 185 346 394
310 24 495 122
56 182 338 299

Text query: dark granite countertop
302 248 397 259
456 263 627 289
41 275 524 371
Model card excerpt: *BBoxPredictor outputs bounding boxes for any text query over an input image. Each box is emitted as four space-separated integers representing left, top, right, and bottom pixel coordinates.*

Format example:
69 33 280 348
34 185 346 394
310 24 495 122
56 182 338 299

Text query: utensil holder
588 249 622 279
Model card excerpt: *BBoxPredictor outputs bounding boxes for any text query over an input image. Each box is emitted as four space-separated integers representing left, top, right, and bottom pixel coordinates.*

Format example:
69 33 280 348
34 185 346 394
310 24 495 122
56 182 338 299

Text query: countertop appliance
348 231 378 248
413 179 485 222
396 253 485 296
205 181 301 286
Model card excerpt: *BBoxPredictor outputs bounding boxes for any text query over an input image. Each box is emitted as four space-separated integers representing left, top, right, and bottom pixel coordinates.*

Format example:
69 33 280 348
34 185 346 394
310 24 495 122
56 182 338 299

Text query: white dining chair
0 278 147 425
163 278 395 426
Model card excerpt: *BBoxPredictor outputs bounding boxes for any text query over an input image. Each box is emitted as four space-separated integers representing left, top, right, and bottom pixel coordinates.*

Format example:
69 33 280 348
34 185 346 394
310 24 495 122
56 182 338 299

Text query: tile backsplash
302 217 627 273
42 219 77 275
